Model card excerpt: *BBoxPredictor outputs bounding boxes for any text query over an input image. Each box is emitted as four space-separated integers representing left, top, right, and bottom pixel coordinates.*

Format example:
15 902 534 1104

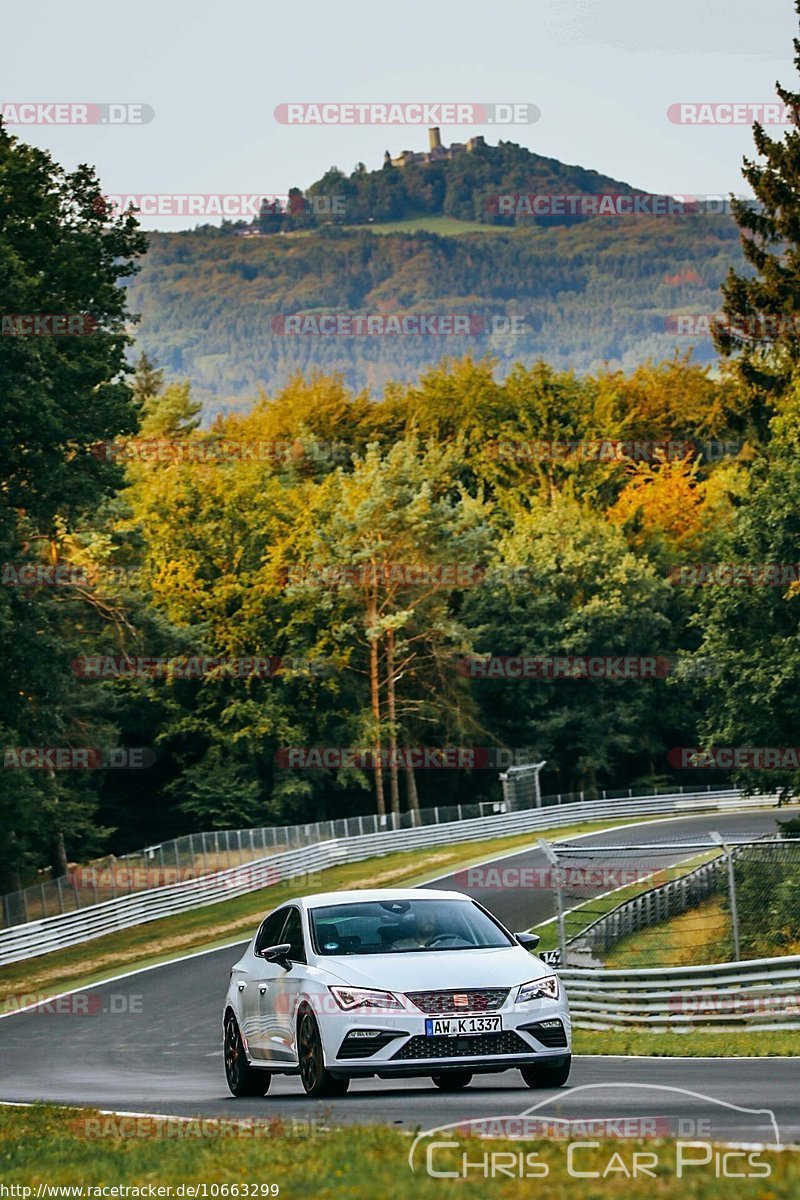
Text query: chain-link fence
542 835 800 968
0 781 738 929
0 796 518 928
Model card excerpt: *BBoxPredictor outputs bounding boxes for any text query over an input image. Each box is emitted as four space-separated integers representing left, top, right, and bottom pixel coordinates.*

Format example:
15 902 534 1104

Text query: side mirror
515 932 541 951
259 942 292 969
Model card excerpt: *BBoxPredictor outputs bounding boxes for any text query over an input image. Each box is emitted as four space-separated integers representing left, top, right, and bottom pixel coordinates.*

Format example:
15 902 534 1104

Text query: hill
124 138 746 413
302 136 672 229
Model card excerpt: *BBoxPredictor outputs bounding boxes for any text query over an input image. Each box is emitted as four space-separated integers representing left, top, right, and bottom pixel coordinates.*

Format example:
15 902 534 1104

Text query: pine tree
714 0 800 433
132 352 164 406
0 117 145 885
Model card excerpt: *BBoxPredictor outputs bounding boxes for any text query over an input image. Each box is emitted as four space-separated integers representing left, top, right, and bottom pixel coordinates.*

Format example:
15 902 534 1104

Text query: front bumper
320 996 571 1076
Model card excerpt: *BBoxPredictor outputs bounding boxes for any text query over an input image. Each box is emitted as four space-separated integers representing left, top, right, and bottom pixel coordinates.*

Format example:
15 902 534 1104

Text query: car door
242 908 288 1060
259 905 308 1068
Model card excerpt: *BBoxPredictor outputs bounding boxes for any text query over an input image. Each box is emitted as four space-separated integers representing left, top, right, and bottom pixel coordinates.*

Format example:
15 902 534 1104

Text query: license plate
425 1015 502 1037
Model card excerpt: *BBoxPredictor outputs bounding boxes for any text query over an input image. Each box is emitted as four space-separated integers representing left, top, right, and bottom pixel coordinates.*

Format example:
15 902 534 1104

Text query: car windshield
309 898 513 955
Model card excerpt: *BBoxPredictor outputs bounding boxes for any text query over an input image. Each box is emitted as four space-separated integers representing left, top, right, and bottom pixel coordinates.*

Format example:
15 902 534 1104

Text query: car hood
314 945 550 991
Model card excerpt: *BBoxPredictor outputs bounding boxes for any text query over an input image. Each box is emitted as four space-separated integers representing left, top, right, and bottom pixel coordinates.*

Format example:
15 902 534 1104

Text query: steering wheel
424 933 460 947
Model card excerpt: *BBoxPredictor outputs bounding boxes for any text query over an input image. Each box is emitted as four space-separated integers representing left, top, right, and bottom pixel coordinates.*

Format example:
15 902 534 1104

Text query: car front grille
337 1031 408 1059
405 988 510 1014
391 1031 530 1060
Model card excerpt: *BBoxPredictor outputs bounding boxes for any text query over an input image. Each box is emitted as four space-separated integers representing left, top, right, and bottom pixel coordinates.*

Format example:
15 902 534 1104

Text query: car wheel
224 1013 272 1097
297 1008 350 1098
431 1071 473 1091
520 1055 571 1088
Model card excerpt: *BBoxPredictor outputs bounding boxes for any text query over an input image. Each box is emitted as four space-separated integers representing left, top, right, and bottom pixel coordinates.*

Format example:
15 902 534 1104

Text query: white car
223 887 571 1097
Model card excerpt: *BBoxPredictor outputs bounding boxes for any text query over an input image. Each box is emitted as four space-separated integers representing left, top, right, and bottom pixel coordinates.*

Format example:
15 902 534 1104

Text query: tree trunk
367 590 385 817
47 767 69 877
51 828 68 878
386 628 400 819
405 762 421 827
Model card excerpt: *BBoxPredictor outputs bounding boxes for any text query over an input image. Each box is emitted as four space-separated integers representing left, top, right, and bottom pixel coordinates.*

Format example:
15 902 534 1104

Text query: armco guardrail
1 781 740 927
0 789 768 968
561 955 800 1029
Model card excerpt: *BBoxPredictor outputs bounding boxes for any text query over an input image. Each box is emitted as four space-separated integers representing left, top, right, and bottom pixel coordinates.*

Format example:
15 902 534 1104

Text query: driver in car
388 909 443 950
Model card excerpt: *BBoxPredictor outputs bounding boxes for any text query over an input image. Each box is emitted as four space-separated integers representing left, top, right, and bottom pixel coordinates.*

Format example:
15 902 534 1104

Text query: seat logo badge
453 994 469 1007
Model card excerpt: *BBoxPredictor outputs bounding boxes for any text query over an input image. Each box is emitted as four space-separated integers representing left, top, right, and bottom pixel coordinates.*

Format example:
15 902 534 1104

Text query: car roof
276 887 469 910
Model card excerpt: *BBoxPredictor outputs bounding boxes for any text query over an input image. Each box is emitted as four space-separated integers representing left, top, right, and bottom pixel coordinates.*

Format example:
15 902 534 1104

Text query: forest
0 99 797 890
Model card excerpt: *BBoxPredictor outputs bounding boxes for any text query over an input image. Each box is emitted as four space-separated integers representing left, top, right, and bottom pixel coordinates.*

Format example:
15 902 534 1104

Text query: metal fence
0 789 766 967
0 781 738 930
542 835 799 969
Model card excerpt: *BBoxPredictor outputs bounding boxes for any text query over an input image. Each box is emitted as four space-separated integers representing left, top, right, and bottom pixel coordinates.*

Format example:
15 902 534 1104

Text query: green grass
602 892 800 969
339 215 508 236
0 814 669 1008
1 1106 796 1197
574 1027 800 1056
602 895 732 969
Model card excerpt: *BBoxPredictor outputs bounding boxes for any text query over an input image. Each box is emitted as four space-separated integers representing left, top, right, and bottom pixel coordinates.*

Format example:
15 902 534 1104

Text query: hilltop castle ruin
384 127 486 168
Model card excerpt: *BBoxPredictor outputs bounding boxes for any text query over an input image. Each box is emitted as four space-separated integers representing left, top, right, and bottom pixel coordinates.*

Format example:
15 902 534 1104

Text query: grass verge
602 896 731 968
573 1027 800 1056
0 815 668 1008
0 1105 796 1197
602 895 800 968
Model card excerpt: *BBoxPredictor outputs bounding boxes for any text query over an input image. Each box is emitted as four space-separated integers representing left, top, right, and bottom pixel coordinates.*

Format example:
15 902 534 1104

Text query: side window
255 909 288 955
279 907 306 964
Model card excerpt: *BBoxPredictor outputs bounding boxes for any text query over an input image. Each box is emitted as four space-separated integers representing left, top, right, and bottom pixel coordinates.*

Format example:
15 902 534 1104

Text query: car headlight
328 986 403 1011
517 974 560 1003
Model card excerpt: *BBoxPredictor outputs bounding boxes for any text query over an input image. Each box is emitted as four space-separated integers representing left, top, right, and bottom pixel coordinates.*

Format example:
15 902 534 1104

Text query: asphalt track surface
1 808 797 1144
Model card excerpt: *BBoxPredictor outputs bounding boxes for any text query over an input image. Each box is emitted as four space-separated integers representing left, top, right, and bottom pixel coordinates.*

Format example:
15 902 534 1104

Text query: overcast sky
2 0 797 229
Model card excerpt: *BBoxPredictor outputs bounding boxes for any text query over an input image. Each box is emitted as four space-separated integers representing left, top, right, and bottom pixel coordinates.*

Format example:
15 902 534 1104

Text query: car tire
224 1013 272 1097
297 1008 350 1098
520 1055 571 1088
431 1071 473 1091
